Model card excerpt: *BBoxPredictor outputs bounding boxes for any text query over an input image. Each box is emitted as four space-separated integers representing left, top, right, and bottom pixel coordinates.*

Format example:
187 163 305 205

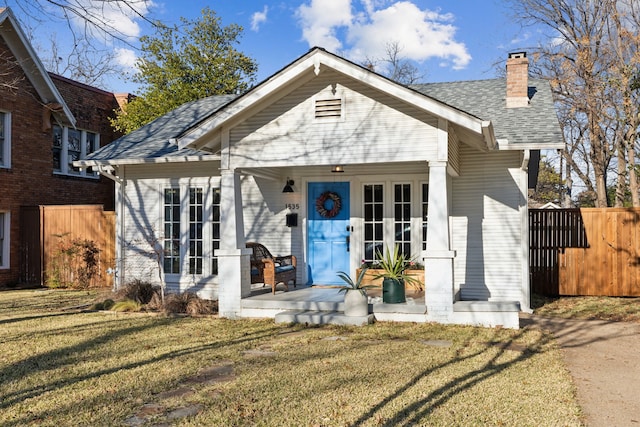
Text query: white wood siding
451 146 526 304
229 69 439 168
448 127 461 175
242 175 304 283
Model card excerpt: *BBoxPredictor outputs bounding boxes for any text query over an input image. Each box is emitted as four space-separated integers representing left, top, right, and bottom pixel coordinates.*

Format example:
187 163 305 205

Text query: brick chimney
506 52 529 108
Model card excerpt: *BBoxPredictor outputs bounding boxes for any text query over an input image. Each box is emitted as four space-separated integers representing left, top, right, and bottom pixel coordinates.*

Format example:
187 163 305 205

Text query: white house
79 48 563 328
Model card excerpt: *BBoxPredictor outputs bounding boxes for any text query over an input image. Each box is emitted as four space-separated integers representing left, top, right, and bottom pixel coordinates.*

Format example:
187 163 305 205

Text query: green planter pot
382 278 406 303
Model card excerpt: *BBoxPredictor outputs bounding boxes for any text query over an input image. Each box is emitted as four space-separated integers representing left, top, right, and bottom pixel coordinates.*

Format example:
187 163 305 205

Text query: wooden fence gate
21 205 116 288
530 208 640 296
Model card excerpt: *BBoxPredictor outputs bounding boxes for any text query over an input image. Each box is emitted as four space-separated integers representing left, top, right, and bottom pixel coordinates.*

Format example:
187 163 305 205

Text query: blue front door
308 182 350 284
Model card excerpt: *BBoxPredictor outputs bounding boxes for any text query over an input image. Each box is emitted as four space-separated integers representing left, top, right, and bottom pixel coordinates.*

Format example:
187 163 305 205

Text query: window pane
394 184 411 257
163 188 181 274
212 187 221 275
86 132 96 154
68 129 81 174
0 112 4 165
52 125 62 171
188 188 203 274
363 184 384 263
422 184 429 251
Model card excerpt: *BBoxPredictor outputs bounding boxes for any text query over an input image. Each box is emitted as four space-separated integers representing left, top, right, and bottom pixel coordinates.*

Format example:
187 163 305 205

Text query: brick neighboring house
0 7 124 286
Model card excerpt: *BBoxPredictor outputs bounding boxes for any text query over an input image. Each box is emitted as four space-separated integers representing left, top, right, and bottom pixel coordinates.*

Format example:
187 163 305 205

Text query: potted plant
337 268 373 317
373 245 419 303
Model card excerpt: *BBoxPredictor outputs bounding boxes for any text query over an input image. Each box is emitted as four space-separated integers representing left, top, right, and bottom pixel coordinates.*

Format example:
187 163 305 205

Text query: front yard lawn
0 290 581 426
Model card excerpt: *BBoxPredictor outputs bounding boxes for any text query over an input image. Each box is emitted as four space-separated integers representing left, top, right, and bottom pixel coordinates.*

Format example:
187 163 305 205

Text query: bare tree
507 0 640 207
363 41 425 85
4 0 161 86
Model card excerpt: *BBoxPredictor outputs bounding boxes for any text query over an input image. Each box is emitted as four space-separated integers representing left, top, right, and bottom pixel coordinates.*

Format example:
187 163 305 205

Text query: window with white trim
0 211 8 269
52 124 99 177
163 188 181 274
394 183 411 256
211 188 221 275
422 184 429 251
161 185 220 276
363 184 384 262
0 111 10 168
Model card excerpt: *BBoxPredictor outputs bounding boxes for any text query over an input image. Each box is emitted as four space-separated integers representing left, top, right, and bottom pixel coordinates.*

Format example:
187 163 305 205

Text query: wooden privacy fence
21 205 116 288
530 208 640 296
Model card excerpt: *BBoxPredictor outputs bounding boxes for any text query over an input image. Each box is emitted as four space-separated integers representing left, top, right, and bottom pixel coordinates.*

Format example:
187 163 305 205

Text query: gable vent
315 98 342 118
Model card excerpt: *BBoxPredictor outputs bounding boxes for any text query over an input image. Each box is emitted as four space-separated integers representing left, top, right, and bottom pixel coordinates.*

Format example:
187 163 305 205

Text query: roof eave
0 8 75 127
75 154 221 167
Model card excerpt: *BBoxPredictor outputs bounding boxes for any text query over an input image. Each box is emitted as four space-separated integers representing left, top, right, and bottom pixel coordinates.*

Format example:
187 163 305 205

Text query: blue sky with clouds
5 0 541 93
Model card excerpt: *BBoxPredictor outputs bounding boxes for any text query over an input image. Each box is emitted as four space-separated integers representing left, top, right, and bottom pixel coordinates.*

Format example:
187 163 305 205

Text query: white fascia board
496 139 565 150
0 9 75 127
74 154 221 167
177 48 487 150
177 55 320 150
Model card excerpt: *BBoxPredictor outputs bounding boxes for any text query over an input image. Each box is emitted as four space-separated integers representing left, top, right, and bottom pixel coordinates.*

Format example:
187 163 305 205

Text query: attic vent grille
315 98 342 118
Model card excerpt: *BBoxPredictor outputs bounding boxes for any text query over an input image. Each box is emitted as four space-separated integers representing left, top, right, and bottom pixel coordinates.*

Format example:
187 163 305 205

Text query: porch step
275 310 375 326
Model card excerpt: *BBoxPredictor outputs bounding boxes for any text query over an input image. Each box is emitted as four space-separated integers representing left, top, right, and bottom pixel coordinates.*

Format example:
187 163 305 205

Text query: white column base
217 248 252 318
423 250 456 322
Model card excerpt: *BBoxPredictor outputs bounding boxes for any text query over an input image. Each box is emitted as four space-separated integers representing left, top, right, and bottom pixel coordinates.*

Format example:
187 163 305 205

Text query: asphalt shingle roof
86 94 237 162
412 78 563 146
89 74 561 164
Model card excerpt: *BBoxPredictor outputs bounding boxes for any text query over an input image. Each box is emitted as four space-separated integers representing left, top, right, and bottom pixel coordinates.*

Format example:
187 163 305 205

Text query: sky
4 0 543 94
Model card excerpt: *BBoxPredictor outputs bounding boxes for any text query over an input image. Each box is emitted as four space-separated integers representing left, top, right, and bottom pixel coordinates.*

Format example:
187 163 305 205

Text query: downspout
520 149 532 313
96 164 125 290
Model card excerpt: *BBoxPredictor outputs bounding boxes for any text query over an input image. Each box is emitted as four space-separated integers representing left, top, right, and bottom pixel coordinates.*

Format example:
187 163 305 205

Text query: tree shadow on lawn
0 315 283 415
349 328 553 427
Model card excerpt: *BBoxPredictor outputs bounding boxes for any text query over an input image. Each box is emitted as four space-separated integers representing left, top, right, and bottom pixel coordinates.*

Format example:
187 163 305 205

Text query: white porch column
218 169 252 318
423 161 456 321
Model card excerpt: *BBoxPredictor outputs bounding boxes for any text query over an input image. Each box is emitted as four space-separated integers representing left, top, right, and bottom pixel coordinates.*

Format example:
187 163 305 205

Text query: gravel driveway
521 314 640 426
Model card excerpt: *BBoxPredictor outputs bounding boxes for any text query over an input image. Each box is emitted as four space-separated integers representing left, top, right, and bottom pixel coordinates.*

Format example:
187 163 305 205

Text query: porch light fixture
282 178 295 193
331 165 344 173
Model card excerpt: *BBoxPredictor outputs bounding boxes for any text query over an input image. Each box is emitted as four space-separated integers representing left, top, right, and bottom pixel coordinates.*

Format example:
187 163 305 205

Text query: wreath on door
315 191 342 218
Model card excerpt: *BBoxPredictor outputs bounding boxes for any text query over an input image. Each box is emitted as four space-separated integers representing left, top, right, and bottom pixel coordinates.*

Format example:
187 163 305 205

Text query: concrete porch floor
240 284 428 323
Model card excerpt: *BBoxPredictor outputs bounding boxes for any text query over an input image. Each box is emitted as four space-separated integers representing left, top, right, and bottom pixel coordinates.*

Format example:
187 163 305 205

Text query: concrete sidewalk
521 314 640 426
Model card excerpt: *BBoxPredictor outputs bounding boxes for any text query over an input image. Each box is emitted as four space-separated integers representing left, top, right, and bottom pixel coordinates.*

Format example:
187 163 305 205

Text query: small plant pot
343 290 369 317
382 278 406 303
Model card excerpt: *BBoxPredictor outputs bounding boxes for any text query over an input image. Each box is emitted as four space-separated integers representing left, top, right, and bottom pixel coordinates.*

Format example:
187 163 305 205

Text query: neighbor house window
422 184 429 251
394 183 411 256
0 212 8 269
163 188 181 274
0 111 10 168
211 188 221 275
363 184 384 262
52 124 99 177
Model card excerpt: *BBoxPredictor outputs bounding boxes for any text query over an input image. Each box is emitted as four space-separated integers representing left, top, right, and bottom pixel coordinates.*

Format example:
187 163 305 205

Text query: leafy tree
111 7 257 133
530 158 564 206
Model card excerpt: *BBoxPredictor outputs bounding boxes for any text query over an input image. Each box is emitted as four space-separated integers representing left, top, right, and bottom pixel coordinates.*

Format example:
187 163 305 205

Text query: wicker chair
246 242 297 293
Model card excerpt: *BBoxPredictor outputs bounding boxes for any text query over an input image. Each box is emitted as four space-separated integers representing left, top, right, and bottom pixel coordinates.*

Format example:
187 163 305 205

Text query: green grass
0 289 582 426
533 294 640 322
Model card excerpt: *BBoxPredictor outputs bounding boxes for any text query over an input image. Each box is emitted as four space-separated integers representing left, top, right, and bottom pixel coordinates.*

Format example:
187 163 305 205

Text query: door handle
346 235 350 252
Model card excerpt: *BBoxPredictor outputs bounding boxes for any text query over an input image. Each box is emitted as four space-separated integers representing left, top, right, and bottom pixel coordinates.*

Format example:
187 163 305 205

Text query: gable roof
78 94 237 166
0 7 75 126
84 47 563 166
413 78 563 149
176 47 497 152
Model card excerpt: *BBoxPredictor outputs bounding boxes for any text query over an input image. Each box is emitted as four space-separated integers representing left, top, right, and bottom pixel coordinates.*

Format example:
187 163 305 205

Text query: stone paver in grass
125 361 235 425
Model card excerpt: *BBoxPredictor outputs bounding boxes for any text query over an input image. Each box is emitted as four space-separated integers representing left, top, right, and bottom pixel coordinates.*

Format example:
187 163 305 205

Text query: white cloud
296 0 353 51
69 0 154 41
115 48 137 69
251 6 269 32
296 0 471 70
